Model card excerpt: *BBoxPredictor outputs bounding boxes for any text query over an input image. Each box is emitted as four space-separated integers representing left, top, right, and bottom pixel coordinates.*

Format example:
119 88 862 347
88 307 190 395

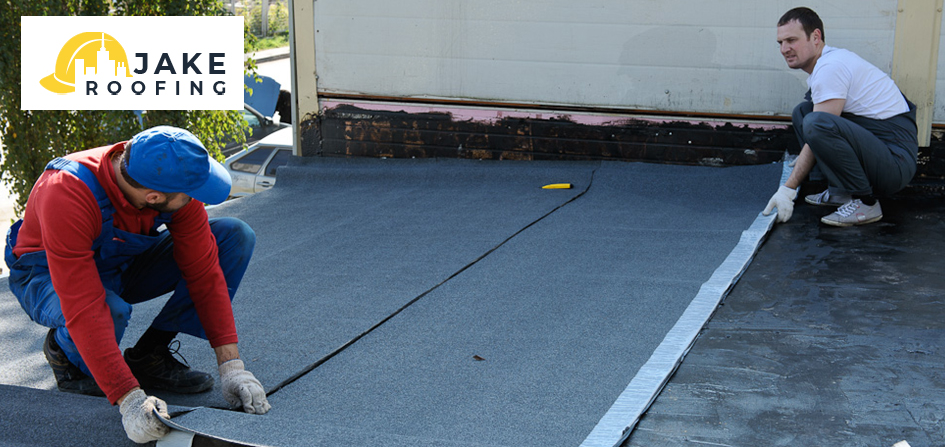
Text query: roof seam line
263 162 600 398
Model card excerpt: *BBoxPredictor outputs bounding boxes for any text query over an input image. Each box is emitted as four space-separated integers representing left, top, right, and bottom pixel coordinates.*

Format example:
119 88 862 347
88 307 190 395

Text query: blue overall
4 158 255 376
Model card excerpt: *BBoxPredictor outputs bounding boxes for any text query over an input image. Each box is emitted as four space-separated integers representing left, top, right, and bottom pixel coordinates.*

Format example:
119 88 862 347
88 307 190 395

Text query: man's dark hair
119 149 146 189
778 7 825 42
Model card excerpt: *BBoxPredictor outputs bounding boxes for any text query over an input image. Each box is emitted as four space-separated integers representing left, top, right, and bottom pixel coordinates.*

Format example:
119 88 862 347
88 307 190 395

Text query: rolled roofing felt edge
156 408 276 447
579 155 793 447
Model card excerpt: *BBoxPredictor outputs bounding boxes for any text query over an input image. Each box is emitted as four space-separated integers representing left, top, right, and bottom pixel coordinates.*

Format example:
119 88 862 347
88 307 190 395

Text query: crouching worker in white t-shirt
764 7 918 227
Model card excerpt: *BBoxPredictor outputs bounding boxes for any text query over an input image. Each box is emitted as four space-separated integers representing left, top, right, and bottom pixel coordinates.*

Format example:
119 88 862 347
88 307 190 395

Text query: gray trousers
792 100 918 196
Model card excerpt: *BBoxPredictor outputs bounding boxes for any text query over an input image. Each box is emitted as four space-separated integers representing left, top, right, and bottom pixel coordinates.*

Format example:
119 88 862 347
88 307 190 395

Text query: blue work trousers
7 217 255 376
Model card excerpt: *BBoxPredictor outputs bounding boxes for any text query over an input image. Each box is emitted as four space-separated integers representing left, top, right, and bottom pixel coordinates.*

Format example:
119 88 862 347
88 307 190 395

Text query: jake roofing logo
22 16 243 111
41 32 132 94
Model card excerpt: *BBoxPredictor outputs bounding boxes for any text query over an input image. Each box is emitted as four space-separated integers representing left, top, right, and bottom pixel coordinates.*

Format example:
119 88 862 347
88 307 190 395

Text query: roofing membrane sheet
0 158 781 446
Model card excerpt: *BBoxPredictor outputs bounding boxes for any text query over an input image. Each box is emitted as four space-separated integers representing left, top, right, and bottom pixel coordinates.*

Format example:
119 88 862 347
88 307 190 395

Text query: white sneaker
805 189 851 207
821 199 883 227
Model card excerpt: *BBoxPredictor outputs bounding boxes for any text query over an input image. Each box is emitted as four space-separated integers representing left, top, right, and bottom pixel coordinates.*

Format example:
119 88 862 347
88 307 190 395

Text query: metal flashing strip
155 429 196 447
579 157 792 447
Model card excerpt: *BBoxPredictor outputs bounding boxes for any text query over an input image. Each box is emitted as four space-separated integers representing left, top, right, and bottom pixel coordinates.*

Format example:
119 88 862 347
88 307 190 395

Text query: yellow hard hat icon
40 32 132 94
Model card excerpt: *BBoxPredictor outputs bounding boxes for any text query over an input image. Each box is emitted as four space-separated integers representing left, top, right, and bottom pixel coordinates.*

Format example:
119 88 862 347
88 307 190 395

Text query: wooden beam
288 0 319 156
893 0 944 147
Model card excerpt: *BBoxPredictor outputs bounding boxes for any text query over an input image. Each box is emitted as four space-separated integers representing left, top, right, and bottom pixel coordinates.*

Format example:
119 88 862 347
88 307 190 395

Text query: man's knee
792 101 814 127
105 291 132 332
209 217 256 256
802 111 841 146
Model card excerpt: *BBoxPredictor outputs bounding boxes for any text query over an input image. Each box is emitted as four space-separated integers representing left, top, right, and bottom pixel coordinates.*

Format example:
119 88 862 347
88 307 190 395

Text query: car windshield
241 109 261 127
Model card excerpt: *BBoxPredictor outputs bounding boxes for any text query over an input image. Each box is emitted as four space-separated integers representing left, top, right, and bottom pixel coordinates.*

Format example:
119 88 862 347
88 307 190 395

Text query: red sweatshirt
13 143 238 404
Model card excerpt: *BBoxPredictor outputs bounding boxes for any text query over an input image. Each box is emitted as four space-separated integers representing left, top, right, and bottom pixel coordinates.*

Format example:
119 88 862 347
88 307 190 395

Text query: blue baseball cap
126 126 231 205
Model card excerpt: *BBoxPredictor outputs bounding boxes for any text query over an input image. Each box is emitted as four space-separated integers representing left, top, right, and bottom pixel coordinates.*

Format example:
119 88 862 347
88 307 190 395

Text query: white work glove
219 359 271 414
762 185 798 223
119 389 170 444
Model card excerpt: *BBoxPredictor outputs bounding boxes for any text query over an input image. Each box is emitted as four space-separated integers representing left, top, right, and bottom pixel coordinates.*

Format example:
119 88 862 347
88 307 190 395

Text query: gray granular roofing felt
0 384 130 446
0 158 781 446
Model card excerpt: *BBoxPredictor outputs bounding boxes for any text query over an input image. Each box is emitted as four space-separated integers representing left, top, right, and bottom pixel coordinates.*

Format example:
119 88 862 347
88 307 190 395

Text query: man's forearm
214 343 240 366
782 98 838 190
785 143 816 189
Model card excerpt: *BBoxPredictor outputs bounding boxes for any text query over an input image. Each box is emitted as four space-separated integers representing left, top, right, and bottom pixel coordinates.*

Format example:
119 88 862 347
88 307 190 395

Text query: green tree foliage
240 0 290 38
0 0 252 214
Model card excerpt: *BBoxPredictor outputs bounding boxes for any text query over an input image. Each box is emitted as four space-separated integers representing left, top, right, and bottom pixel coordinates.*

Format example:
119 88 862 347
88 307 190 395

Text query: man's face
777 19 821 73
147 192 192 213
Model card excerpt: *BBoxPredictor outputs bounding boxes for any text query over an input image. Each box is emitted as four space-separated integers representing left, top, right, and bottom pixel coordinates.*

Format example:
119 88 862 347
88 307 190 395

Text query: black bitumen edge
263 164 601 398
578 155 792 447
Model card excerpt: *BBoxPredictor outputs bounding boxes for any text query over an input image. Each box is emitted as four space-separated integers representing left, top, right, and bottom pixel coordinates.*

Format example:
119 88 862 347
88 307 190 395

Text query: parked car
224 127 293 198
220 103 289 157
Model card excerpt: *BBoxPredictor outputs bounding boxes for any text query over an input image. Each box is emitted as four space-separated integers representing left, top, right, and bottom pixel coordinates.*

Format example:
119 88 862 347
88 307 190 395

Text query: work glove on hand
762 185 798 223
119 389 170 444
220 359 271 415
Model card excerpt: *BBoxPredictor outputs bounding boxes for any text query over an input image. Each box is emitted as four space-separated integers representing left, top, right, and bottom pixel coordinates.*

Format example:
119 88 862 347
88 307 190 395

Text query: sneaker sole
805 197 848 207
821 214 883 227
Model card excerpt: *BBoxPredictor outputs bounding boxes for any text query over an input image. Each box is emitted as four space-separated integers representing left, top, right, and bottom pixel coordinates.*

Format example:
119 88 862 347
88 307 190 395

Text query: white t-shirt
808 45 908 120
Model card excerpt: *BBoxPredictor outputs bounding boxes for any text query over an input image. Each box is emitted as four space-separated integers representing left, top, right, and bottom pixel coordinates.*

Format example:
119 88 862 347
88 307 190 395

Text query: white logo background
21 16 244 110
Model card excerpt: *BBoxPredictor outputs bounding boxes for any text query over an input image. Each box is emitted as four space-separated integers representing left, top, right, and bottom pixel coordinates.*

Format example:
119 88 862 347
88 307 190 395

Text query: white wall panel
313 0 899 118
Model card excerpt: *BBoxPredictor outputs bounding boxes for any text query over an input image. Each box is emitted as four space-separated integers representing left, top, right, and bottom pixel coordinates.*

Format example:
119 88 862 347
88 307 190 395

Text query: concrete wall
311 0 902 118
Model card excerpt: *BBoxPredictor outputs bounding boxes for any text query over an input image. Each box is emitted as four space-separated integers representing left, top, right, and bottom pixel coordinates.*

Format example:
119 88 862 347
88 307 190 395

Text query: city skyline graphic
40 32 132 94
